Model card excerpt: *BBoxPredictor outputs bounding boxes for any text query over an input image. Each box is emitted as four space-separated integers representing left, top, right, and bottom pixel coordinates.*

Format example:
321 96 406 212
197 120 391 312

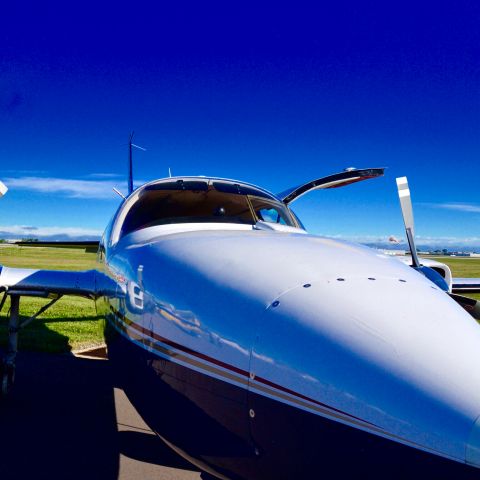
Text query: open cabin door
278 167 385 205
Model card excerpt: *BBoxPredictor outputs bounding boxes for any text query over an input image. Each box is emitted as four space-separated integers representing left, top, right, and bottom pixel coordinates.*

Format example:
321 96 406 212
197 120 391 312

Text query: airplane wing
278 167 385 205
0 266 100 298
452 278 480 294
0 180 115 394
0 265 119 395
0 265 120 300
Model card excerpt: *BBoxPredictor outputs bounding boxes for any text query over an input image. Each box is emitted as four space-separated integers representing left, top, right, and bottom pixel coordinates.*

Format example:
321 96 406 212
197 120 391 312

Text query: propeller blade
396 176 420 268
396 177 414 233
0 181 7 197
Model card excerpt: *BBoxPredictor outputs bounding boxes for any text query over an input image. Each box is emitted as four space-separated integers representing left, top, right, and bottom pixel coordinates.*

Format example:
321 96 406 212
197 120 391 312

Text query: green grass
0 246 103 353
0 245 98 270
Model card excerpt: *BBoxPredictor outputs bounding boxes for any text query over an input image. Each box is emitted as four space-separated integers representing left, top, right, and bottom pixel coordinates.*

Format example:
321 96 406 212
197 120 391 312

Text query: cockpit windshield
120 179 297 239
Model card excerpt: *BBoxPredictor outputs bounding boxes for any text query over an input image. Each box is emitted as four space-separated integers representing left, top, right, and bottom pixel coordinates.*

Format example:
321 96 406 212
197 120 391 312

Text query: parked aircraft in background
1 168 480 479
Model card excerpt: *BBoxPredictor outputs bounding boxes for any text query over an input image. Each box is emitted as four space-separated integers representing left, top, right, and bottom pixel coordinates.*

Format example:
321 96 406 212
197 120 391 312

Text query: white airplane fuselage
94 177 480 479
2 172 480 479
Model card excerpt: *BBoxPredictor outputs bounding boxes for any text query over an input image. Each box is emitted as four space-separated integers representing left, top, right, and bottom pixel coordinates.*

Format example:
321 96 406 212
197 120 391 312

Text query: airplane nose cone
252 271 480 467
143 230 480 467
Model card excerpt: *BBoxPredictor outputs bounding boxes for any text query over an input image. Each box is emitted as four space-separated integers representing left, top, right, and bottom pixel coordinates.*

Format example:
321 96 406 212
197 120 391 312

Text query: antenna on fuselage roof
128 131 146 195
168 167 172 178
113 187 126 200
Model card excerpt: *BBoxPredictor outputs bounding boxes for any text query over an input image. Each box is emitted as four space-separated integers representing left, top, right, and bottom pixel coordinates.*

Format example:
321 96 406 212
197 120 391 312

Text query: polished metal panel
106 223 480 468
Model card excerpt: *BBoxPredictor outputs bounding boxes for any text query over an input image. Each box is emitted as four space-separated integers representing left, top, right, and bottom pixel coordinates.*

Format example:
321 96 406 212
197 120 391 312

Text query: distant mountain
0 232 101 242
361 241 480 253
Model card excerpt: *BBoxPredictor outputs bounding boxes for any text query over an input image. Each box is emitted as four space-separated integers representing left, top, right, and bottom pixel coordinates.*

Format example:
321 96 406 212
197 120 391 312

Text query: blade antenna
113 187 126 200
128 132 146 195
396 176 421 268
128 132 134 195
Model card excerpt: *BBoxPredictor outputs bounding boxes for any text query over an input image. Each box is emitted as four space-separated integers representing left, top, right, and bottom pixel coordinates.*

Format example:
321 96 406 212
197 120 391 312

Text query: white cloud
3 176 146 199
4 176 119 199
85 173 123 179
423 202 480 213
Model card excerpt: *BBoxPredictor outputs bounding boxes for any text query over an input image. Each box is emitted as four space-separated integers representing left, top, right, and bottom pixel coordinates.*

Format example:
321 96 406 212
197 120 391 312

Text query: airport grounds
0 245 478 354
0 245 101 353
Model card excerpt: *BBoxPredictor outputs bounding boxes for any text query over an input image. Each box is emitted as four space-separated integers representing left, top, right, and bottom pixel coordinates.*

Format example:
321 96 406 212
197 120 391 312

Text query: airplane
1 167 480 479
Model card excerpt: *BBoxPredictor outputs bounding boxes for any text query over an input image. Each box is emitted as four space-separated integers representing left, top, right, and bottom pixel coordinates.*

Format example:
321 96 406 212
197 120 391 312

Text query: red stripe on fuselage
109 306 380 429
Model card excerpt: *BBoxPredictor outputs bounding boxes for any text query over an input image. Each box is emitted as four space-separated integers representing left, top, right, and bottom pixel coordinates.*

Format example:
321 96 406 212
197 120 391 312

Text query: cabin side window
248 196 294 226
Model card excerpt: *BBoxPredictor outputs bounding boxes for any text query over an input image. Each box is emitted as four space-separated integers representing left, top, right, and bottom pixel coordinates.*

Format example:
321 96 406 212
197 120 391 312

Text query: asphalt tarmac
0 351 203 480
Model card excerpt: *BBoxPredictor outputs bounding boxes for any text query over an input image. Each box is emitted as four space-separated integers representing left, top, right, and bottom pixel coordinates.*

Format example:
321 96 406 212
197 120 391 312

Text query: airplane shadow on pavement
0 351 200 480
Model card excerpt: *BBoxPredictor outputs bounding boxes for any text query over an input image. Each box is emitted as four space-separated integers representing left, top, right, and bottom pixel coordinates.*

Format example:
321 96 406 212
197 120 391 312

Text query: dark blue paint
104 315 480 479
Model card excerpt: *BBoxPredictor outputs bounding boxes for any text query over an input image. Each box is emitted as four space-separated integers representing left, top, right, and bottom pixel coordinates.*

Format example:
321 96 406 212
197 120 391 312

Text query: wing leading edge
0 266 116 298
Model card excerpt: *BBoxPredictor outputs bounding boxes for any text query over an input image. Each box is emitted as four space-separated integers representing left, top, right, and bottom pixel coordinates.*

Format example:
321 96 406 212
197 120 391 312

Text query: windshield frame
110 178 302 246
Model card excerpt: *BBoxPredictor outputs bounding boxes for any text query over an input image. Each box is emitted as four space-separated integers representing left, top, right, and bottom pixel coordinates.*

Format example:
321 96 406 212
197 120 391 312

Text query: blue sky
0 2 479 246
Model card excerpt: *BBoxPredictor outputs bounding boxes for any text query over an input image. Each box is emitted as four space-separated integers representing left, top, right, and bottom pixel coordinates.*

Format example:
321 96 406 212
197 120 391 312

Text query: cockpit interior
119 178 299 240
